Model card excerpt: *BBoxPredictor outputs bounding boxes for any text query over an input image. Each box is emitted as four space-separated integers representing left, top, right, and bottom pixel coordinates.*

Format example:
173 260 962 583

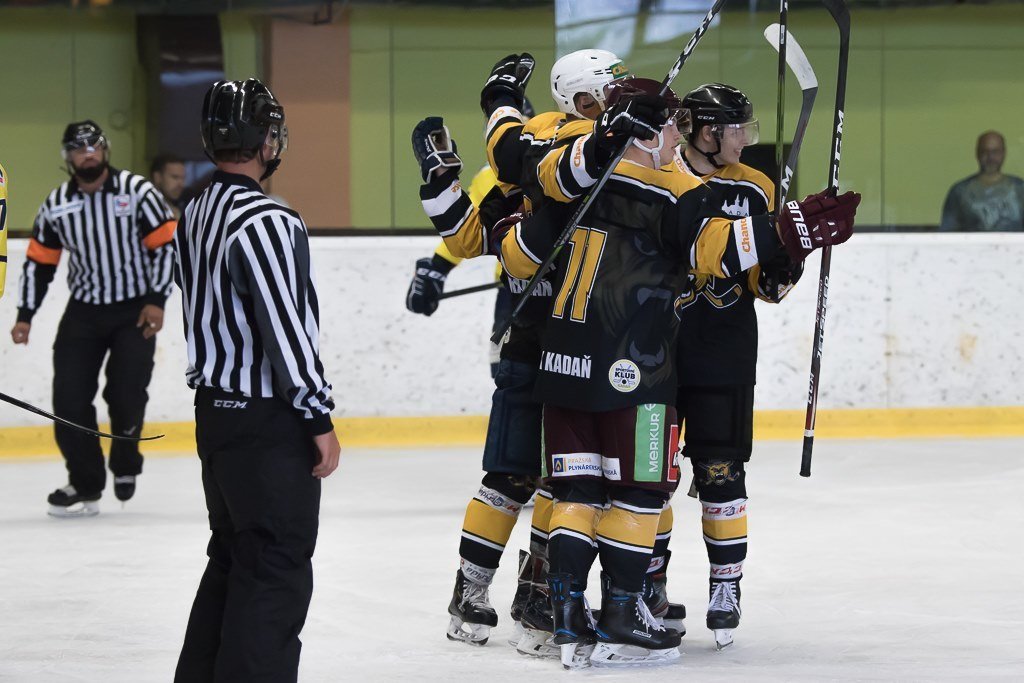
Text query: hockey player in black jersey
503 77 860 666
674 83 803 650
411 51 627 652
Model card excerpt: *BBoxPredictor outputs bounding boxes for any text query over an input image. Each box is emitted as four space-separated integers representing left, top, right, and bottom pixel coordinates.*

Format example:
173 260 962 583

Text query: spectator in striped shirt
173 78 340 683
11 120 175 517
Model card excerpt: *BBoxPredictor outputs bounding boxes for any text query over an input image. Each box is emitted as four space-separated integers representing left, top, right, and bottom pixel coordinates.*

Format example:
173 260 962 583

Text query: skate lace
709 581 737 613
462 579 492 610
636 595 666 632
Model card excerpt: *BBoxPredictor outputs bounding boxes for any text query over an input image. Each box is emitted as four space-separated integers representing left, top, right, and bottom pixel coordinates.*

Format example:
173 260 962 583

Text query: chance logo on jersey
608 359 640 393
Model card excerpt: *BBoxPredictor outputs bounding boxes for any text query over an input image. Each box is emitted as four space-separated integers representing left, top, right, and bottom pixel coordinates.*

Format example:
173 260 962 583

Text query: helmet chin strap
700 135 725 169
259 146 281 181
632 129 666 169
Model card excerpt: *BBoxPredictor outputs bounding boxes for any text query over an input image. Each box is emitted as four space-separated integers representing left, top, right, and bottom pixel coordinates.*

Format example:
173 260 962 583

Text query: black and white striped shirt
173 171 334 434
17 167 176 321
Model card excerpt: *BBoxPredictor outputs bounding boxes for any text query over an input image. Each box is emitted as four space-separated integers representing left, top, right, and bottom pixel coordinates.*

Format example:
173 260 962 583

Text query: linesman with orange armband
11 121 175 517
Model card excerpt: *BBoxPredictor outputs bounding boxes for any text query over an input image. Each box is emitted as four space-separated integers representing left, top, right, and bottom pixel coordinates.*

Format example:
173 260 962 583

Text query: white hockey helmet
550 49 630 119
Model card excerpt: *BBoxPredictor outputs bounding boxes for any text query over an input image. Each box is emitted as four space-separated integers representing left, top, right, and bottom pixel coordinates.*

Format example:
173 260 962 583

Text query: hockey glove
480 53 535 115
412 117 463 182
486 212 525 258
776 190 861 263
592 95 668 164
405 254 455 316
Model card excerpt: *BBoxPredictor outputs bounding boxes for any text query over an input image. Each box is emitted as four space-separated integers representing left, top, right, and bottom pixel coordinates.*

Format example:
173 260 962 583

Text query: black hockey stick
489 0 728 345
437 281 502 300
801 0 850 477
0 390 164 441
764 23 818 208
774 0 788 213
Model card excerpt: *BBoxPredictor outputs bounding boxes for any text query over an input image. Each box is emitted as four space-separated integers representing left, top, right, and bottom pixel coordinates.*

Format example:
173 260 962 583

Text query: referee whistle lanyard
0 390 163 441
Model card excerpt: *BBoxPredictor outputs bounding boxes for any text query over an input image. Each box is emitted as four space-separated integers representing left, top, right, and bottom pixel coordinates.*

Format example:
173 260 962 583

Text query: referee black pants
175 388 321 683
53 298 155 495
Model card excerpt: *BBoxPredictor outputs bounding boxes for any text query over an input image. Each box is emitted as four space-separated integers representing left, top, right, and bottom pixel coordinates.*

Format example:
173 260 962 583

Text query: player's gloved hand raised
405 254 455 316
776 190 861 263
480 53 535 115
411 117 463 182
592 95 668 164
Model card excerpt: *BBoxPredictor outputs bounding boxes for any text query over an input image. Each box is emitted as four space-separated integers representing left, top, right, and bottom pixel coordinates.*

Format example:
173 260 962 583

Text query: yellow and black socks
458 473 535 584
693 461 748 581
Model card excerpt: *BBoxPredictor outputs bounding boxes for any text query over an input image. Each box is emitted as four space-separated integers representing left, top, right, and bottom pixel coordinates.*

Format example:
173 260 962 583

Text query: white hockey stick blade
764 23 817 91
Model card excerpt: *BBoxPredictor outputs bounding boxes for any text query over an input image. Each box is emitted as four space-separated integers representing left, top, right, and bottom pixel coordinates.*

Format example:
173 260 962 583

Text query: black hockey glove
776 190 861 263
592 94 668 164
480 53 535 115
405 254 456 316
412 117 463 182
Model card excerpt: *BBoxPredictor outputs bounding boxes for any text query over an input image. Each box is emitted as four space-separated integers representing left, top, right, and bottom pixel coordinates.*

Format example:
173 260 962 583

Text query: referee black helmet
61 120 110 181
201 78 288 178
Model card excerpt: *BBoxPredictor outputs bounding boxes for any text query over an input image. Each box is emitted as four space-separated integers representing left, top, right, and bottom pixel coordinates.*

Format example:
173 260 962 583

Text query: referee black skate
172 78 341 683
11 120 176 517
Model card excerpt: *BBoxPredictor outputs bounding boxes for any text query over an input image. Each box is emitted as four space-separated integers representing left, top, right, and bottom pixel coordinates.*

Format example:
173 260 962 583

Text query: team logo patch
608 359 640 393
699 461 742 486
113 194 132 217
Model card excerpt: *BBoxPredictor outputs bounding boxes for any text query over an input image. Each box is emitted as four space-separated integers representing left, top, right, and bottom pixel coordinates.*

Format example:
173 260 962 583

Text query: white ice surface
1 439 1023 681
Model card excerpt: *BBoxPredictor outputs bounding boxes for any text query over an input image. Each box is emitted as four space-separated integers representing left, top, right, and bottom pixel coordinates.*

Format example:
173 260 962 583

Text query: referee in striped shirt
173 79 340 683
11 121 175 516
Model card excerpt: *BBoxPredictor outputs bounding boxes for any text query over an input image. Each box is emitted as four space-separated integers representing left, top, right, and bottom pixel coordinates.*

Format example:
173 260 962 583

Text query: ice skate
644 550 686 634
113 475 136 503
708 579 741 650
515 562 559 659
548 572 596 669
591 572 681 668
507 550 532 646
446 570 497 646
47 485 100 518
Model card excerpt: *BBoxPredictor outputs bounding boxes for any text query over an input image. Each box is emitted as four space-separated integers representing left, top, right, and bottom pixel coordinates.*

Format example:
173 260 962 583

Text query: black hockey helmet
682 83 758 167
201 78 287 177
683 83 754 130
62 120 107 152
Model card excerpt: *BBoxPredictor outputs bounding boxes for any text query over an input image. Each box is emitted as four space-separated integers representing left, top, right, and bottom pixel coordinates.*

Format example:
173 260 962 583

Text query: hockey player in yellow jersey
673 83 804 650
502 77 860 666
0 163 8 298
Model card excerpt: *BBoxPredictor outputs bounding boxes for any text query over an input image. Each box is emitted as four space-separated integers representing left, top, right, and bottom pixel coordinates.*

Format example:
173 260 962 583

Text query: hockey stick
437 281 502 300
489 0 728 345
0 390 164 441
774 1 788 212
801 0 850 477
763 23 818 208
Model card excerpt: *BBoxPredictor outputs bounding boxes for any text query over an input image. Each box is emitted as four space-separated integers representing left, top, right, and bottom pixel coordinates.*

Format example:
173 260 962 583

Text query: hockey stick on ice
489 0 728 345
801 0 850 477
0 390 164 441
764 23 818 209
437 281 502 300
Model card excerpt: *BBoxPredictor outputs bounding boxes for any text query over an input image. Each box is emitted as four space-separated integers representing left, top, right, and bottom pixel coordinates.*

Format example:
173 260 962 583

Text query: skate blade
714 628 735 651
516 628 560 659
590 642 681 668
507 620 525 647
446 614 489 646
560 642 595 670
47 501 99 518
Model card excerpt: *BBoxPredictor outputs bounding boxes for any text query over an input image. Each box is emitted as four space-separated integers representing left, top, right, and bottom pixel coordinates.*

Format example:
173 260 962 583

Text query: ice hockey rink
1 437 1022 682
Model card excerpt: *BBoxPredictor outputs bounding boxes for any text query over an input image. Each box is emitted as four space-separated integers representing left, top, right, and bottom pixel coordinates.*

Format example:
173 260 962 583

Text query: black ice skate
47 485 100 518
707 578 741 650
510 549 531 633
515 556 559 659
446 570 497 646
113 475 136 503
591 572 681 667
548 572 596 669
643 550 686 634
